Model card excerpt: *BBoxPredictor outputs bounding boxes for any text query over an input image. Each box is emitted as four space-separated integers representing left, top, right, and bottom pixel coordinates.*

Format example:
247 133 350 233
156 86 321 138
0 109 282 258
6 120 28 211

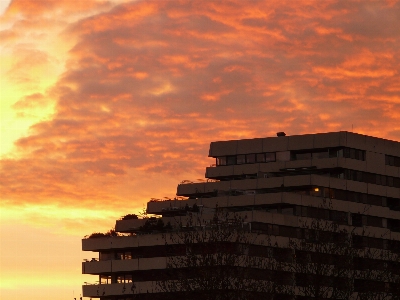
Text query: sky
0 0 400 299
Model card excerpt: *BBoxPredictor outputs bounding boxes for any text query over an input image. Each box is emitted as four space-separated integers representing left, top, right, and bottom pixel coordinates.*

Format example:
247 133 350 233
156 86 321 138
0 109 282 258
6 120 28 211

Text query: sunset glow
1 0 400 299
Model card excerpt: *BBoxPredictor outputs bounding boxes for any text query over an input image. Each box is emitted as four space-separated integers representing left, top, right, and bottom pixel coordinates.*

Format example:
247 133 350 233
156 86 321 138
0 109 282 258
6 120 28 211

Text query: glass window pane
310 187 322 197
282 207 294 215
350 148 356 159
265 152 276 162
343 148 350 158
256 153 265 163
395 157 400 167
276 151 290 161
217 157 226 166
237 155 245 164
295 152 312 160
329 147 340 158
301 207 307 217
312 151 329 159
246 154 255 164
226 156 236 165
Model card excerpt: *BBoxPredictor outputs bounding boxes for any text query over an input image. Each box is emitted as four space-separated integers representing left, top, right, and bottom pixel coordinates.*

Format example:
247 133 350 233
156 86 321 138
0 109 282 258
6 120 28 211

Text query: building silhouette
82 131 400 299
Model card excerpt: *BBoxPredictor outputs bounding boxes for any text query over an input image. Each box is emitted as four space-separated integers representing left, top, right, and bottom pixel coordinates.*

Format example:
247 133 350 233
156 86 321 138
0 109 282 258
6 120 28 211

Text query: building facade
82 131 400 299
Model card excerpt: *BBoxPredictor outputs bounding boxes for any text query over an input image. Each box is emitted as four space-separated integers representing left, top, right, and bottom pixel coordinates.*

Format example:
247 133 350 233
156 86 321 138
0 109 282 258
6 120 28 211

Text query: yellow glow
314 188 319 192
0 205 119 235
150 82 174 95
0 1 11 15
0 10 76 158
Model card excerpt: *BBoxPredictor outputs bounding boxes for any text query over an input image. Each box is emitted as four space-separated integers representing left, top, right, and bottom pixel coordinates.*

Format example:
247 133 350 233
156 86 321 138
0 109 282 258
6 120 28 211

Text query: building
82 131 400 299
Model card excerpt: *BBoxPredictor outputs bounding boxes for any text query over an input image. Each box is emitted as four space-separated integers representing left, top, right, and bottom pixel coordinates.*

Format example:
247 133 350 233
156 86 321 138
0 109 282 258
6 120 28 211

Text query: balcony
82 281 155 297
115 218 146 233
82 234 165 251
82 257 167 274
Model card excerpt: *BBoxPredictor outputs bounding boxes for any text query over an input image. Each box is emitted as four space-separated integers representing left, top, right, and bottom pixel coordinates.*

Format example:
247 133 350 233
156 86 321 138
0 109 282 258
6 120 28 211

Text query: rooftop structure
82 131 400 299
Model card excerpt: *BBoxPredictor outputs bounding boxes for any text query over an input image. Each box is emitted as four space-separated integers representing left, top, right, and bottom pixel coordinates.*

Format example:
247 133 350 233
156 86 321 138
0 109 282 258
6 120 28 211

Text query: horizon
1 0 400 299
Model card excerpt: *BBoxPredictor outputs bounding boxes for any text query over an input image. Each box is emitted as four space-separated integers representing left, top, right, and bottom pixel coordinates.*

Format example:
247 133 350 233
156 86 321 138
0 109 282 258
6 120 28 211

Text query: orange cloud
2 4 400 298
2 0 400 213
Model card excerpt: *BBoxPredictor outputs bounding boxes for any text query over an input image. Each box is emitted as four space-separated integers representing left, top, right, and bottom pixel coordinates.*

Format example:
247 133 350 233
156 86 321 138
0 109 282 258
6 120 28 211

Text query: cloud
1 0 400 214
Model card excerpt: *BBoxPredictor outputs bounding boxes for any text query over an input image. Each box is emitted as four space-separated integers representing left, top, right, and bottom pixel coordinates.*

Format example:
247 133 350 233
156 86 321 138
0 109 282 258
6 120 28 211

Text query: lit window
100 275 111 284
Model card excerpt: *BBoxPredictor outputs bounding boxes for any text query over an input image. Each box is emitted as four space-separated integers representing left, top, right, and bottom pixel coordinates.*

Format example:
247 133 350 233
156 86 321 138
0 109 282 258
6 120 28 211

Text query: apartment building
82 131 400 299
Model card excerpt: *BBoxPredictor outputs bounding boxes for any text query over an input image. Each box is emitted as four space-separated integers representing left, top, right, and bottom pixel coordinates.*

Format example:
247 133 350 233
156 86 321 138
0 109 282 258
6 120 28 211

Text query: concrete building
82 131 400 299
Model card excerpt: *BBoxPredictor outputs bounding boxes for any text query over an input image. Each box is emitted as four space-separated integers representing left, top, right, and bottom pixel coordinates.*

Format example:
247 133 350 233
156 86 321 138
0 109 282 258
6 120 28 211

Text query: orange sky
1 0 400 299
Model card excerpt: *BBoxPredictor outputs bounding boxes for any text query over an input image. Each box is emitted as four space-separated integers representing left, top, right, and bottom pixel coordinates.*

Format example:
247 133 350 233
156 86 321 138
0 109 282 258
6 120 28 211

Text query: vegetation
121 214 139 220
155 205 400 300
139 218 172 233
87 229 120 239
156 211 287 300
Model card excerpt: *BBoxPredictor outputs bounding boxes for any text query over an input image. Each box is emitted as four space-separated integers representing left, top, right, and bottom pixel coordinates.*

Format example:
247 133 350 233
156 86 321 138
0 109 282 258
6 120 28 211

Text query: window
245 153 255 164
353 235 367 248
125 274 132 283
330 210 348 224
273 248 292 262
386 154 400 167
342 169 397 187
334 189 347 201
367 216 382 227
310 187 322 197
216 157 226 166
279 226 297 238
295 152 312 160
301 207 308 217
312 150 329 159
256 153 265 163
352 214 363 227
368 194 382 206
395 177 400 188
236 155 245 164
282 207 294 215
99 252 112 261
216 152 276 167
388 219 400 232
388 198 400 211
329 147 343 158
342 147 365 161
226 156 236 165
265 152 276 162
276 151 291 161
100 275 111 284
269 225 279 235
